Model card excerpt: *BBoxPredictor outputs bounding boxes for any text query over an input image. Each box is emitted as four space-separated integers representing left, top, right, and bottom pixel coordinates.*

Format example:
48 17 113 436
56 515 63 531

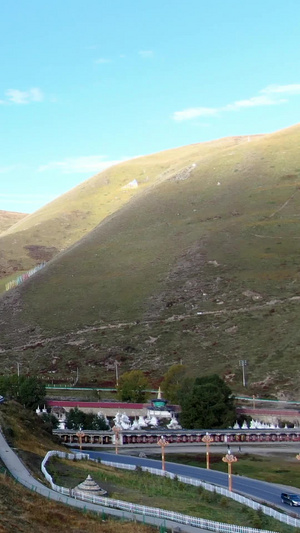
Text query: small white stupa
131 418 141 430
138 415 148 427
74 474 107 496
167 415 182 430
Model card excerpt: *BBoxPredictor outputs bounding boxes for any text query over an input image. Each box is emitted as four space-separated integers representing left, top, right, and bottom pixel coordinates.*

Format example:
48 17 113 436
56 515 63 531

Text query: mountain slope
0 210 27 234
0 135 250 280
1 124 300 397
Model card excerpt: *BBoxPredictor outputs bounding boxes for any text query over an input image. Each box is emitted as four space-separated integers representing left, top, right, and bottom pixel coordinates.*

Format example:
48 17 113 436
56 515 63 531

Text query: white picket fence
101 460 300 528
41 450 300 531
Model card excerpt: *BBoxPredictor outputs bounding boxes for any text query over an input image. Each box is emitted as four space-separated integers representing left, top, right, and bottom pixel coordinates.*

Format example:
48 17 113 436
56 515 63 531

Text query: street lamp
202 432 214 470
222 450 238 491
112 425 121 455
157 436 169 471
76 428 85 451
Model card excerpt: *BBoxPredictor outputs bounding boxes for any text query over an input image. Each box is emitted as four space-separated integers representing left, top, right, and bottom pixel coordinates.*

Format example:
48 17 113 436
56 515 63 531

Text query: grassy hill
0 210 27 234
0 135 249 280
1 124 300 397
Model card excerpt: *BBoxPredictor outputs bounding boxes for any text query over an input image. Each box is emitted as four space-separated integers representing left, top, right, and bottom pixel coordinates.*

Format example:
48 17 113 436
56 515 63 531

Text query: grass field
1 124 300 396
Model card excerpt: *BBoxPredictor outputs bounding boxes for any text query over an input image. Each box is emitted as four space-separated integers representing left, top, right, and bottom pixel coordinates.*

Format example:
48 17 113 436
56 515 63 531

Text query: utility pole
73 367 79 386
239 360 248 387
16 362 21 377
115 360 120 387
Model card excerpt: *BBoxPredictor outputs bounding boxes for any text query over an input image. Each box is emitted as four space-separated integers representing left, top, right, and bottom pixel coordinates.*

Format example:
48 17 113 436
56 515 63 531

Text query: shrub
220 497 228 507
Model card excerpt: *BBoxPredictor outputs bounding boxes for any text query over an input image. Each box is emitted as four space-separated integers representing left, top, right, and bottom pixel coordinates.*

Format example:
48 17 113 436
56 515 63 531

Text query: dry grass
0 402 154 532
0 210 27 234
0 472 154 533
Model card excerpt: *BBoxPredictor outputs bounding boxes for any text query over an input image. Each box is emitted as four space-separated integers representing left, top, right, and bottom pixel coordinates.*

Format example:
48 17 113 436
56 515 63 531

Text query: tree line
0 367 237 430
117 366 236 429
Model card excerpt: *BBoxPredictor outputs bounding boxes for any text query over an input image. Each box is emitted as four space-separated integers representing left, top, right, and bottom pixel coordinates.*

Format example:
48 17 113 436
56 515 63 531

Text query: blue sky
1 0 300 213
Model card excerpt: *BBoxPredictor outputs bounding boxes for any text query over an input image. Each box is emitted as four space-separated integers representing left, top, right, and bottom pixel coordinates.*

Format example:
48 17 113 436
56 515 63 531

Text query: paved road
0 431 209 532
112 442 300 456
83 450 300 517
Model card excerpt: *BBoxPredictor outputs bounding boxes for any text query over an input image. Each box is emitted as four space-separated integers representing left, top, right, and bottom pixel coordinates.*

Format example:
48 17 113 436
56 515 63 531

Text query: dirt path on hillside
2 294 300 354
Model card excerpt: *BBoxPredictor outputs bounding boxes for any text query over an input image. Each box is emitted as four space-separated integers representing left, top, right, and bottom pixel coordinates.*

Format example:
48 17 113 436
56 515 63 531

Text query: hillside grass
0 402 155 531
0 270 27 293
0 210 27 234
0 470 153 533
1 124 300 395
0 135 247 280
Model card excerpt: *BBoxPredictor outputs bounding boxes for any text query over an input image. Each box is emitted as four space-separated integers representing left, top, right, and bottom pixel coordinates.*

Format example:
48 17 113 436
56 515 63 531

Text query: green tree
41 413 60 432
161 364 187 403
65 407 109 430
0 374 45 409
179 374 236 429
117 370 149 402
0 374 23 399
18 377 46 409
65 406 86 430
85 412 109 430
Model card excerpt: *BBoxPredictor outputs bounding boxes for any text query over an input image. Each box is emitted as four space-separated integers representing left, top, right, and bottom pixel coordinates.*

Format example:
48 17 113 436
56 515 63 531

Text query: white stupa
138 415 148 428
120 413 131 429
74 474 107 496
131 418 141 430
167 415 182 430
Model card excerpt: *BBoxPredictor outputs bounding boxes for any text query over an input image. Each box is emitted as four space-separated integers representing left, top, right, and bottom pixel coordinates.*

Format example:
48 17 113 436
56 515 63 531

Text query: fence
42 450 299 532
101 460 300 528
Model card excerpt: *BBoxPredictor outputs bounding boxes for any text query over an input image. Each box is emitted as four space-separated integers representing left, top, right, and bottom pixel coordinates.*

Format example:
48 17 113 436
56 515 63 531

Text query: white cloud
38 155 124 174
225 95 286 110
172 82 300 121
30 87 44 101
95 58 111 64
261 84 300 95
5 87 44 104
139 50 153 58
172 107 218 122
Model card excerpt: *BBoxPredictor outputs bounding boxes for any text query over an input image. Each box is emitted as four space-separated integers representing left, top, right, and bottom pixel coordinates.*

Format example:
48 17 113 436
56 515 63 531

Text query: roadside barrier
42 450 299 532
